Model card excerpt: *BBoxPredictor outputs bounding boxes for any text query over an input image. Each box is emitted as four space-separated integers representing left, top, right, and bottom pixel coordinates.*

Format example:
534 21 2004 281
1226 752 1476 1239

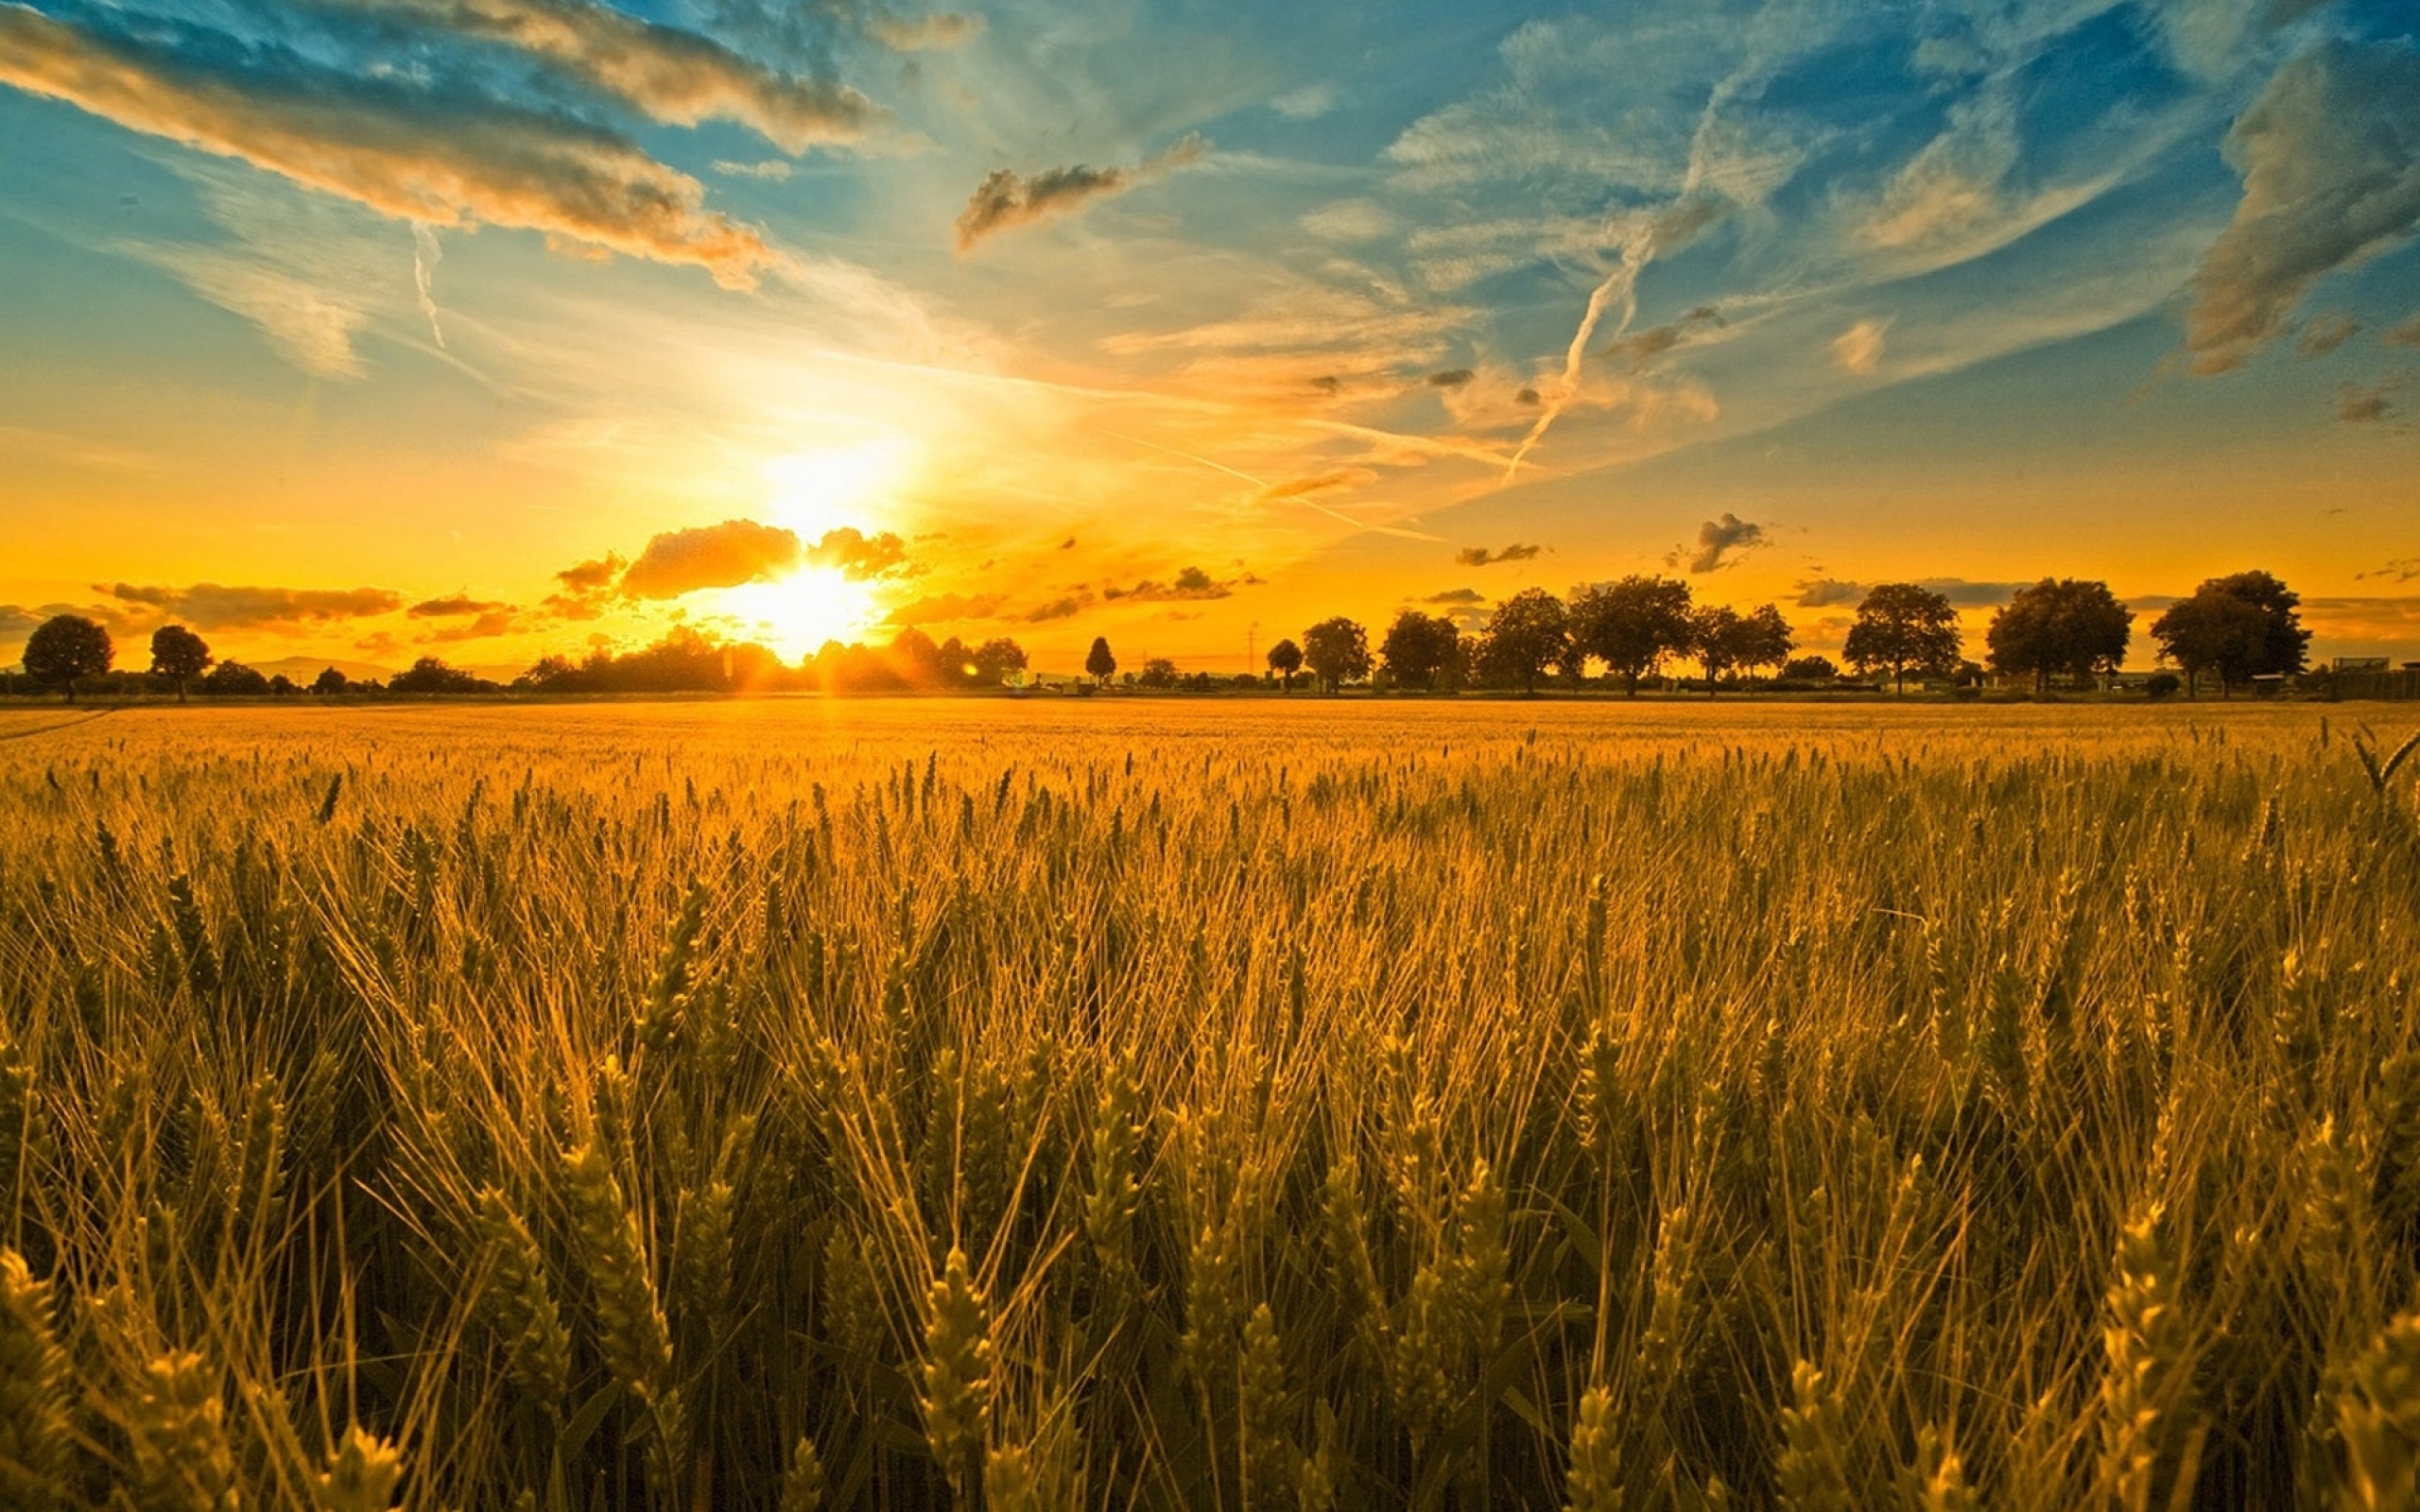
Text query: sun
708 436 911 659
717 567 883 660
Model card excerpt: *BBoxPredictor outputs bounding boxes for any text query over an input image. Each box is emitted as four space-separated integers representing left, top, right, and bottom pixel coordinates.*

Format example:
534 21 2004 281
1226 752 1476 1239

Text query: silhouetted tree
202 661 271 696
23 614 112 703
972 638 1028 686
1477 588 1568 694
311 666 351 696
1782 655 1838 680
1138 657 1179 689
1987 577 2133 692
1569 576 1694 696
1843 583 1962 693
1689 605 1745 694
1737 604 1794 679
1379 610 1461 691
1086 637 1117 686
2151 570 2309 697
148 625 213 702
1303 617 1372 694
390 656 489 695
1266 638 1303 693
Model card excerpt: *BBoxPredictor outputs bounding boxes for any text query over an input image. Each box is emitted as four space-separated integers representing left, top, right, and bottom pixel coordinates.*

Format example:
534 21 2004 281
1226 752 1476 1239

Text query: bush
2145 671 2182 700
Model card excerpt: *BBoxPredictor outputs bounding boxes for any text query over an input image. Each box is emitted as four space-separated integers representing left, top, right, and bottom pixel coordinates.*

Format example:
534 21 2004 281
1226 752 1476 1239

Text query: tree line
5 569 2316 703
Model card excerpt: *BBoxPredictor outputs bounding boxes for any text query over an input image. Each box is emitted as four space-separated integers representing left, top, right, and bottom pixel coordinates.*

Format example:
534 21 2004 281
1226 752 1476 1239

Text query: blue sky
1 0 2414 670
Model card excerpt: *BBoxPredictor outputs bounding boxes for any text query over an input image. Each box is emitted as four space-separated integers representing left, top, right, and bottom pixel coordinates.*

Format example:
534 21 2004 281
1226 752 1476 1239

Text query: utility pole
1247 622 1258 677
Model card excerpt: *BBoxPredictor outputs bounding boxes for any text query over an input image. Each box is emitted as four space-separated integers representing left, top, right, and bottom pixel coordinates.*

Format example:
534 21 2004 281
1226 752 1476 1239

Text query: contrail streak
412 222 445 350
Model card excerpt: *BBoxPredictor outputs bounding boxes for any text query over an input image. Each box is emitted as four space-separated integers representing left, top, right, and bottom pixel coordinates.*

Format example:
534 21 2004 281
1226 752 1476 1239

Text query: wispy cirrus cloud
2184 39 2420 374
331 0 880 152
0 2 783 286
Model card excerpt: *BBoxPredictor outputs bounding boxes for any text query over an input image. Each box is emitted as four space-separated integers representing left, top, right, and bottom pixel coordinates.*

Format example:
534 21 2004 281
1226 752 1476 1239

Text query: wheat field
1 698 2415 1509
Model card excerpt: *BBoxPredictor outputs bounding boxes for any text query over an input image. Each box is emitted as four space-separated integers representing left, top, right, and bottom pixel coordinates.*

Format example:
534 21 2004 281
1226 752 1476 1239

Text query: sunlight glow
764 436 912 543
717 566 883 662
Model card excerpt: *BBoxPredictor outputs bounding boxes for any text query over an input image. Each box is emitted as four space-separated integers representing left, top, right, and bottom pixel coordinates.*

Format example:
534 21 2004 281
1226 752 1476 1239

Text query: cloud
1254 468 1376 504
1101 565 1246 603
1454 542 1543 567
1020 594 1088 623
1792 576 2030 609
806 525 910 580
714 159 793 180
2296 311 2360 356
2357 558 2420 583
408 593 511 617
2184 40 2420 375
1422 588 1486 605
1831 318 1891 374
1270 83 1338 120
1603 305 1723 371
1426 368 1475 387
865 12 984 49
418 608 524 643
619 518 802 598
338 0 878 152
2338 380 2394 424
1673 513 1764 574
2386 314 2420 349
885 592 1008 626
0 4 781 287
1301 198 1396 243
96 581 404 629
954 134 1208 251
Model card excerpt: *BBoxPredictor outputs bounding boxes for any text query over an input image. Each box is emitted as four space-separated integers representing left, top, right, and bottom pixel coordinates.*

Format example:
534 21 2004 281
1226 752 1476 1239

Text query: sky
1 0 2415 677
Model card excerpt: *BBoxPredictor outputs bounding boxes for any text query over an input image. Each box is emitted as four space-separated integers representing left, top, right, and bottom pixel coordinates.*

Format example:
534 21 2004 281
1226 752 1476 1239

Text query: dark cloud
2339 380 2394 424
1603 305 1724 371
1454 542 1543 567
1426 368 1475 387
407 593 512 618
2185 39 2420 374
1020 594 1088 623
1513 387 1540 405
954 133 1207 250
0 4 782 287
1671 513 1764 574
885 592 1008 626
1792 577 2029 610
619 519 802 598
418 608 524 643
97 581 404 629
807 525 910 580
2357 558 2420 583
544 552 626 618
2297 311 2361 356
335 0 879 151
1101 565 1247 603
1422 588 1485 605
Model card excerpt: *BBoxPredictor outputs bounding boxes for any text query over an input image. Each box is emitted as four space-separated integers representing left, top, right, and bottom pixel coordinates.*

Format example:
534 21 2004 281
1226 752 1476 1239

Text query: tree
1689 605 1745 693
1379 610 1461 691
1266 638 1304 693
148 625 213 702
1782 655 1838 680
22 614 112 703
312 666 352 696
1138 657 1180 689
1842 583 1962 694
389 656 487 695
1986 577 2133 692
1085 637 1117 687
1736 604 1794 680
1569 576 1694 696
2151 570 2310 697
202 661 271 696
1302 617 1372 694
971 638 1028 686
1476 589 1569 694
